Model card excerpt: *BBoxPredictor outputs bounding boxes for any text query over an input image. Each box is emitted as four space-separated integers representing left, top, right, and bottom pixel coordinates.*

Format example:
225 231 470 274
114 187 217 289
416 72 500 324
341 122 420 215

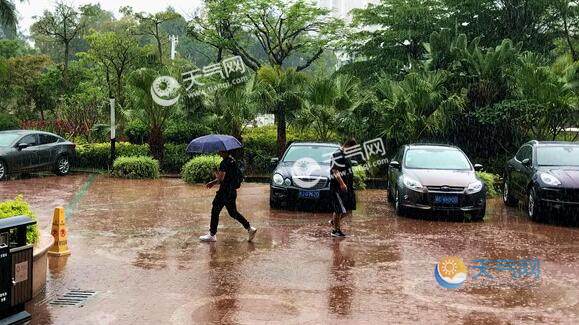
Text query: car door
511 145 533 198
13 134 40 171
37 134 59 168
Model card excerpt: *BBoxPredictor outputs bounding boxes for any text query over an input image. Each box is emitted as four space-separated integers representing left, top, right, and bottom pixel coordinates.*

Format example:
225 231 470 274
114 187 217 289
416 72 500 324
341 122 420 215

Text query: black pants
210 189 250 235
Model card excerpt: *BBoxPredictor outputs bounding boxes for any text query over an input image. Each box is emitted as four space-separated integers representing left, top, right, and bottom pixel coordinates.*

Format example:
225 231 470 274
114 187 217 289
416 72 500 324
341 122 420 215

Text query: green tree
209 79 258 140
81 30 142 109
30 2 87 87
255 65 307 157
127 68 176 161
296 74 362 140
348 0 448 76
131 9 180 65
189 0 343 71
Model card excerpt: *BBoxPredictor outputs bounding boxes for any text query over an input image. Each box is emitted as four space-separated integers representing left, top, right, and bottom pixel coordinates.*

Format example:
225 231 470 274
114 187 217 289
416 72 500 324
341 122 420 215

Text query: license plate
299 191 320 199
434 195 459 205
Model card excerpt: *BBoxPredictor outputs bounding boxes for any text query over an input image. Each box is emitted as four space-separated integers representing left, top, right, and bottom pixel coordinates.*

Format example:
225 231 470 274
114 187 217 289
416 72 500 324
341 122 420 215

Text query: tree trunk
63 42 70 88
149 124 164 162
156 24 163 65
276 105 287 158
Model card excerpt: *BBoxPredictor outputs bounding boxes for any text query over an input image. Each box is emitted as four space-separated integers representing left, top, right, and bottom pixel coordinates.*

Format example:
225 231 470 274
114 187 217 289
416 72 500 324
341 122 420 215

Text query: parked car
387 144 486 220
0 130 76 180
503 141 579 221
270 142 353 209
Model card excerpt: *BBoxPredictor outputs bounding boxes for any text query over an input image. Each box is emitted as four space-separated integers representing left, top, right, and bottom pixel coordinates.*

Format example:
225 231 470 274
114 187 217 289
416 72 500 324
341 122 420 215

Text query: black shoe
331 230 346 238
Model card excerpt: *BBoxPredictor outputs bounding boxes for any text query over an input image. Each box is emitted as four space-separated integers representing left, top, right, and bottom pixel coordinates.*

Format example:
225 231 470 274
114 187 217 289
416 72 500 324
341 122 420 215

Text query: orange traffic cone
48 207 71 256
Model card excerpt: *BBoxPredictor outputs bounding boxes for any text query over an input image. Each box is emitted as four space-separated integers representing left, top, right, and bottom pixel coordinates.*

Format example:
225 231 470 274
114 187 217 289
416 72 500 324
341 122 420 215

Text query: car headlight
540 173 561 186
402 175 423 191
466 180 483 194
272 173 284 186
283 178 291 187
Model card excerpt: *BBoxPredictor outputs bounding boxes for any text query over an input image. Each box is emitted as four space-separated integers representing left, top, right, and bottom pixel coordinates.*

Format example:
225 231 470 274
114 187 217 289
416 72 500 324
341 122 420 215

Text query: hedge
181 155 221 184
162 143 190 173
477 172 500 197
0 195 39 244
77 142 149 169
112 156 160 179
353 165 367 190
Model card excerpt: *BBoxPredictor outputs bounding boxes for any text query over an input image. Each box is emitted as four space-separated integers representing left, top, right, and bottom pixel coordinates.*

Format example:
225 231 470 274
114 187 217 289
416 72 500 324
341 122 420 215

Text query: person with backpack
199 150 257 242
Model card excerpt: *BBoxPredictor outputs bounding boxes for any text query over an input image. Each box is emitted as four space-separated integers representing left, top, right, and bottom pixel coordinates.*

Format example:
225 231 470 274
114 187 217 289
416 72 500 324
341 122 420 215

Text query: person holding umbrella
187 135 257 242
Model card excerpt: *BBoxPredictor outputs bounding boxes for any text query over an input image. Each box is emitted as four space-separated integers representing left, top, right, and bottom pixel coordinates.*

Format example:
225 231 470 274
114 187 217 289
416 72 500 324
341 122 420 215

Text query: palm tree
296 74 362 140
208 77 258 141
254 65 306 158
127 68 177 162
0 0 17 36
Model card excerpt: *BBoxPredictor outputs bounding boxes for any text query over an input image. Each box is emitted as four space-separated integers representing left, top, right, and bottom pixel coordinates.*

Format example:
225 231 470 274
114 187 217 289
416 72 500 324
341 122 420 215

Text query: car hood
540 167 579 187
405 169 477 187
0 147 11 155
274 161 332 178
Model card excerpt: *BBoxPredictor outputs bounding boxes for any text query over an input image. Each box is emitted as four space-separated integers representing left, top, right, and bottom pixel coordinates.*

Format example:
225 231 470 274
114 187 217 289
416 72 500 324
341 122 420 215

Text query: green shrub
124 119 149 144
77 142 149 169
112 156 160 179
162 143 189 173
353 165 367 190
477 172 500 197
181 155 221 184
0 113 18 131
0 196 39 244
163 120 212 144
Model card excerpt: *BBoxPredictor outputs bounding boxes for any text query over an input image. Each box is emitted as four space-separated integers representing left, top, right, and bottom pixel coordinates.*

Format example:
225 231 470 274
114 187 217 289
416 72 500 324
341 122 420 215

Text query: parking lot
1 174 578 324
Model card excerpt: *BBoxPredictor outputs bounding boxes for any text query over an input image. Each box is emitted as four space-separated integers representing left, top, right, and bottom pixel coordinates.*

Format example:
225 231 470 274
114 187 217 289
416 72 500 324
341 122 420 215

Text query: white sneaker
199 233 216 242
248 227 257 242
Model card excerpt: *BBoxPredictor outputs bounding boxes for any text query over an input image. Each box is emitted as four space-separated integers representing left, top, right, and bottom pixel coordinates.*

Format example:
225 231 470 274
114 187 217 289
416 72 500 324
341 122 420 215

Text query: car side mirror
389 160 401 170
16 143 29 151
270 157 279 165
351 160 359 167
521 158 531 167
474 164 483 171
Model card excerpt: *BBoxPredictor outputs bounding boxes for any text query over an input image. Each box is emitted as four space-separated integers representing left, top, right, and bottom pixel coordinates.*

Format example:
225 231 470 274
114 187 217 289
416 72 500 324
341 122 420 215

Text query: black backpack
231 158 245 189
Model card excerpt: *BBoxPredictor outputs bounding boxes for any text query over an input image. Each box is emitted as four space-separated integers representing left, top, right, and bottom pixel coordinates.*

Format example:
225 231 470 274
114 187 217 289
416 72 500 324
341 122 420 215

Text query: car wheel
502 179 518 207
394 187 405 216
0 160 7 181
527 188 543 222
55 155 71 176
387 182 394 203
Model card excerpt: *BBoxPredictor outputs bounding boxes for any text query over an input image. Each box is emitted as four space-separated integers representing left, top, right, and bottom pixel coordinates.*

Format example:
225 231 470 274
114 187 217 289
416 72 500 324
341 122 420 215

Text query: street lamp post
110 97 116 167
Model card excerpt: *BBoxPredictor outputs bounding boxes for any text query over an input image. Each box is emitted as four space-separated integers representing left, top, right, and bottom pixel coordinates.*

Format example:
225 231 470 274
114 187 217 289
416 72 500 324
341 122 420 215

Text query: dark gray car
0 130 76 180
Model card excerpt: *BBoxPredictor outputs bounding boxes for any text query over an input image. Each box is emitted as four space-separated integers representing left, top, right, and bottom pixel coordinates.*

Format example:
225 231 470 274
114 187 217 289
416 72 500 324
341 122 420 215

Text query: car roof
289 142 340 147
406 143 460 150
0 130 58 136
530 140 579 146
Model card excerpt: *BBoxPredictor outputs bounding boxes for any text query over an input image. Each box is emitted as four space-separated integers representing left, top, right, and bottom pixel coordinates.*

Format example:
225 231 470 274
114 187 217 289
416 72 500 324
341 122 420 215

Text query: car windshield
0 133 21 146
405 148 472 170
537 146 579 167
283 145 339 163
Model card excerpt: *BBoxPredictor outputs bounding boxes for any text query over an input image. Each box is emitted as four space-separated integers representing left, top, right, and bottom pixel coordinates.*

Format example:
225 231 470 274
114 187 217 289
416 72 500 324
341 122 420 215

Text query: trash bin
0 216 36 324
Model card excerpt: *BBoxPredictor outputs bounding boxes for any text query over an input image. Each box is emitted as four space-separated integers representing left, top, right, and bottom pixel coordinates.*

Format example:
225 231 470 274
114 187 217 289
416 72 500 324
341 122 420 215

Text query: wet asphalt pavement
0 174 577 324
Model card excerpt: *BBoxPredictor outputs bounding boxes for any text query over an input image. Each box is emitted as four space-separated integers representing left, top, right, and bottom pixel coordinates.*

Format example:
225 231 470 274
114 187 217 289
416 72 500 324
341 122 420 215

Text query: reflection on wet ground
1 174 577 324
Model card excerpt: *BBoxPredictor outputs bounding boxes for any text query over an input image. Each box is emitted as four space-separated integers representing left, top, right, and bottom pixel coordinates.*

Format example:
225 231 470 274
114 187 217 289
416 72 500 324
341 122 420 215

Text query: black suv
503 141 579 222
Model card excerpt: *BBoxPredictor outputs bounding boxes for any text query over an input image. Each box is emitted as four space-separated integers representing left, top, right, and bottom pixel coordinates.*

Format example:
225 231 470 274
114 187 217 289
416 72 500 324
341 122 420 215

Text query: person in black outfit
199 150 257 242
329 139 357 238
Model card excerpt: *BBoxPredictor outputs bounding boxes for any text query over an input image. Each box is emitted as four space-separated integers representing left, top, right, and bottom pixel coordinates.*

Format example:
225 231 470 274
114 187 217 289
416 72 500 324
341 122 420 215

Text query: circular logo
291 158 322 189
150 76 181 107
434 256 468 289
